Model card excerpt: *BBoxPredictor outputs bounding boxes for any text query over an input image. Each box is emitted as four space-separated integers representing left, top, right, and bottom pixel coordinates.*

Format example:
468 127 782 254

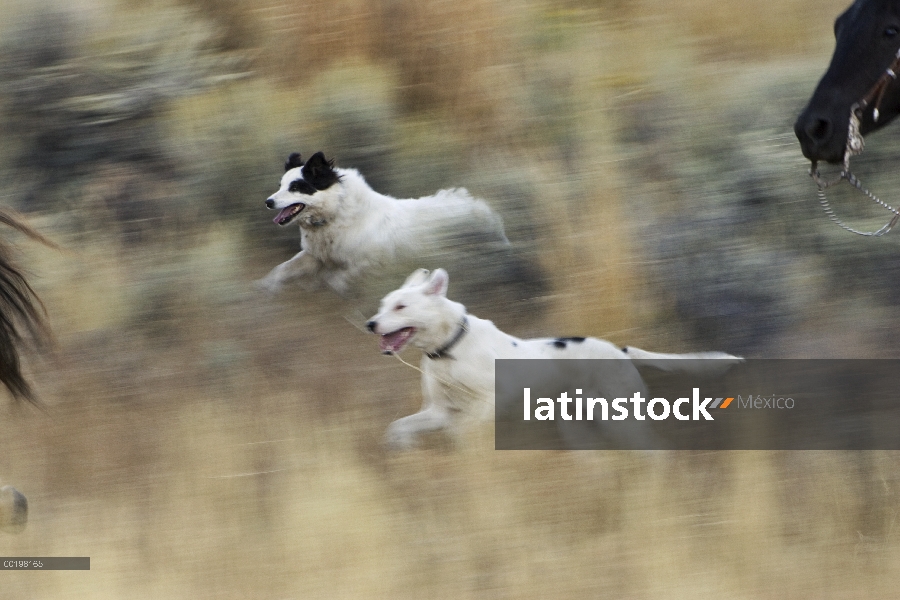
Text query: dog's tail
622 346 743 377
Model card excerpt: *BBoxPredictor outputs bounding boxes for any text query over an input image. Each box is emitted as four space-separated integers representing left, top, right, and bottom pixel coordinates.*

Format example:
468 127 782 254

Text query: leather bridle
807 48 900 237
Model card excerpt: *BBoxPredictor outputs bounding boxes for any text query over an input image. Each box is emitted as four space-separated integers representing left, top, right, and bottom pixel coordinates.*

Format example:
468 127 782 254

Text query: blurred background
2 0 900 597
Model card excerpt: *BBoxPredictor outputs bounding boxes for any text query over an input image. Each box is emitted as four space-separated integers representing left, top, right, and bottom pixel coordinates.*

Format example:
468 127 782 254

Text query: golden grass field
5 0 900 597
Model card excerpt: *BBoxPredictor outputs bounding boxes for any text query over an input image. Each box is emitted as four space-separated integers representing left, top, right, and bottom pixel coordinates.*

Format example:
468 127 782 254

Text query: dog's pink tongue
379 328 414 354
273 207 294 224
273 204 303 225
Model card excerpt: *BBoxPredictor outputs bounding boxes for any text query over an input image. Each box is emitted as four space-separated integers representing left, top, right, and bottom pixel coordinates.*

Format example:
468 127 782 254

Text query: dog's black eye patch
288 179 317 195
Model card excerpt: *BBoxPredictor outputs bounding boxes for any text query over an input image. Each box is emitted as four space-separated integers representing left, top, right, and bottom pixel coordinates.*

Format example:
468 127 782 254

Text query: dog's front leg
255 250 320 293
384 407 450 450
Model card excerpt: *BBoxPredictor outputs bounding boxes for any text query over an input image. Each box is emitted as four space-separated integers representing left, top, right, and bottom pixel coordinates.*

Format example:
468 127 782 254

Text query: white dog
257 152 508 295
367 268 743 449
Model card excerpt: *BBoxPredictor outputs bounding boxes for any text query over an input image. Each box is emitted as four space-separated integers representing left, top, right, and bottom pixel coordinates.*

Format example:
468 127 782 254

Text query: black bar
0 558 90 570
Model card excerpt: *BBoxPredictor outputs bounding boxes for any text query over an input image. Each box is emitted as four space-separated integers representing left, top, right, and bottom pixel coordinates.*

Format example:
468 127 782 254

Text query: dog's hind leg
256 250 321 293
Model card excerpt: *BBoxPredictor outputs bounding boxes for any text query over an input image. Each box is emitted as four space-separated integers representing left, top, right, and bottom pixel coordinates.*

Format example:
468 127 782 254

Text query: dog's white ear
423 268 449 297
402 269 431 288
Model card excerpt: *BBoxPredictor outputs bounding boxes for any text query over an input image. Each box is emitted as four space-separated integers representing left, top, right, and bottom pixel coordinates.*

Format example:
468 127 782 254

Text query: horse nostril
265 198 275 209
805 117 832 142
366 320 377 333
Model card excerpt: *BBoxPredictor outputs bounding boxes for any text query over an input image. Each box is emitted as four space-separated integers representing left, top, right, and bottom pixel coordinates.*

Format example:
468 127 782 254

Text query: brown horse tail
0 209 56 404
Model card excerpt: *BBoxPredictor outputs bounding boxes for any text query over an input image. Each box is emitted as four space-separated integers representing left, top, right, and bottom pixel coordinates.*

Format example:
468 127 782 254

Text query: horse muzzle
794 108 848 164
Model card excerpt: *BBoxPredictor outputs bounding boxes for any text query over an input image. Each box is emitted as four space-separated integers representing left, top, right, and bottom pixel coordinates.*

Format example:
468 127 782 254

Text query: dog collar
426 316 469 360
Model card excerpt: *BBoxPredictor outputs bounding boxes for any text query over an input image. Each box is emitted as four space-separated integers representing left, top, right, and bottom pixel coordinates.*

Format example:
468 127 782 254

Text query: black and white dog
257 152 508 295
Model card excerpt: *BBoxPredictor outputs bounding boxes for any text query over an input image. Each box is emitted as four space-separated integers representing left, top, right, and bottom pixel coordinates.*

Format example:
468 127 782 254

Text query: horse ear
402 269 430 288
423 269 449 297
284 153 303 171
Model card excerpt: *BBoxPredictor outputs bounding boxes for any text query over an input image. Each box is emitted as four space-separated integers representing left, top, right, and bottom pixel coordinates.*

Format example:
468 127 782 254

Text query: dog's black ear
302 152 340 190
305 152 331 171
284 153 303 172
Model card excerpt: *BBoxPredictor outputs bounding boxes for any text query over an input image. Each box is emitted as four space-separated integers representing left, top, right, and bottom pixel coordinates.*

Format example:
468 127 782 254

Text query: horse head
795 0 900 164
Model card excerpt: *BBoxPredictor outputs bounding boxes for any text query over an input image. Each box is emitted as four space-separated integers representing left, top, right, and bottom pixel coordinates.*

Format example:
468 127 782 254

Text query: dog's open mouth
379 327 416 354
274 203 306 226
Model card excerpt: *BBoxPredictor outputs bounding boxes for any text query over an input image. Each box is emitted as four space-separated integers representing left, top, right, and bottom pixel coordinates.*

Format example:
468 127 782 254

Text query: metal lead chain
815 181 900 237
811 165 900 237
809 109 900 237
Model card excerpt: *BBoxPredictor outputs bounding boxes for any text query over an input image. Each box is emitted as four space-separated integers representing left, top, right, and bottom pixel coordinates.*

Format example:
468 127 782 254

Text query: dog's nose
366 320 377 333
265 198 275 209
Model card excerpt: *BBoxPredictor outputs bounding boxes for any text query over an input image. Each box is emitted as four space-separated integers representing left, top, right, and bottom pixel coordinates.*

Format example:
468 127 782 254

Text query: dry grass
664 0 850 60
4 387 900 598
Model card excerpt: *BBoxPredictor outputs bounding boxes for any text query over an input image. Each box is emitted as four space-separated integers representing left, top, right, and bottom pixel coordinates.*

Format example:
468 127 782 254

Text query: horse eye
885 26 899 38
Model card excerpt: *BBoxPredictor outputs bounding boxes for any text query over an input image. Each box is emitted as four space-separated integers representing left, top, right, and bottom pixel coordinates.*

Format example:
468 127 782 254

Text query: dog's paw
0 485 27 534
323 272 358 298
383 425 419 452
253 276 283 295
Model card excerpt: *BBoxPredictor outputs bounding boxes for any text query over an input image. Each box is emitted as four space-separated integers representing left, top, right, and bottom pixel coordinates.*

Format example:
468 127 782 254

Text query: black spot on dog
302 151 341 190
285 152 303 172
551 337 586 349
621 346 629 353
512 341 517 347
288 179 317 195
